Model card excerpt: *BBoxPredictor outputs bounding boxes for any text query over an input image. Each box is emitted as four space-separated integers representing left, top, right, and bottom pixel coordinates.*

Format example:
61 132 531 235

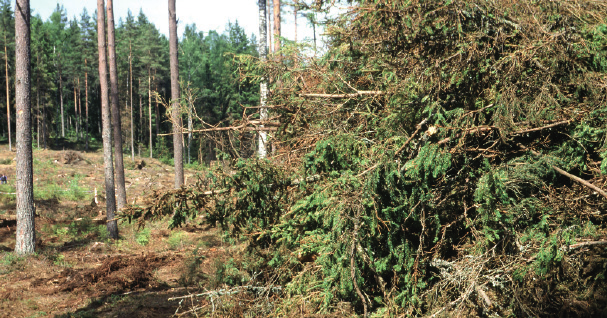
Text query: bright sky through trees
30 0 309 41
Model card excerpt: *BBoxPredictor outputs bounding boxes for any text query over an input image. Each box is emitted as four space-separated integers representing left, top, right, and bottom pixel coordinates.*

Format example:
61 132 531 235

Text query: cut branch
299 90 384 98
519 143 607 199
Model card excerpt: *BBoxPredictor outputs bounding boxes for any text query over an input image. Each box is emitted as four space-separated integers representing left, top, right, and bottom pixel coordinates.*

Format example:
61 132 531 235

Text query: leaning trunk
97 0 118 239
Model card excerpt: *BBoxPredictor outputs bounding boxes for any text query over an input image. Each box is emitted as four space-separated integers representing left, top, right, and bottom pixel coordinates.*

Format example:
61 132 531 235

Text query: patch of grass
51 253 71 267
65 174 88 201
0 158 12 164
185 161 206 170
136 228 151 246
167 231 187 250
0 184 16 203
0 252 25 274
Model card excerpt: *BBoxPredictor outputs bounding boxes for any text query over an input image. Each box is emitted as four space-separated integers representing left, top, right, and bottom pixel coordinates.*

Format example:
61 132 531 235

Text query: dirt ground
0 145 228 318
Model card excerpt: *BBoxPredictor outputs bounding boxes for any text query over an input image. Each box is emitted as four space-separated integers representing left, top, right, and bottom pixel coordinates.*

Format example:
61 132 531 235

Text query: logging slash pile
123 0 607 316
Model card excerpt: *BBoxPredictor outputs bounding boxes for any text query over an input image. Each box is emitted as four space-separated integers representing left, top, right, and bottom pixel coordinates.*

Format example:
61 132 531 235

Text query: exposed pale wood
299 90 384 98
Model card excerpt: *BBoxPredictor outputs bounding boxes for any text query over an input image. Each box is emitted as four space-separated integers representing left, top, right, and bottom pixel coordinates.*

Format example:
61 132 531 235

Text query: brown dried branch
299 90 384 98
518 143 607 199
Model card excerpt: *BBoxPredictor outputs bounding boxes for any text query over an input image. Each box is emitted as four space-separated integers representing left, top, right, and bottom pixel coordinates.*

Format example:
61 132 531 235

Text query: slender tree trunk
169 0 183 187
15 0 35 255
97 0 118 239
129 41 134 161
273 0 281 55
59 72 64 137
139 77 142 156
5 38 11 152
85 59 89 151
187 86 192 165
78 78 81 139
73 83 78 139
154 75 159 138
106 0 127 210
36 77 39 148
267 1 272 54
148 70 152 158
258 0 268 158
294 4 297 42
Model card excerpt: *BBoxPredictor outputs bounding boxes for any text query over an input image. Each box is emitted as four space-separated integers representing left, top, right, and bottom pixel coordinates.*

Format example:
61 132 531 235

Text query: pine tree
14 0 34 254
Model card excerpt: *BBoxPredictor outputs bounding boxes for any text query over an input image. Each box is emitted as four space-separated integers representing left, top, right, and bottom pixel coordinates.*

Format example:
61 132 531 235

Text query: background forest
0 1 259 164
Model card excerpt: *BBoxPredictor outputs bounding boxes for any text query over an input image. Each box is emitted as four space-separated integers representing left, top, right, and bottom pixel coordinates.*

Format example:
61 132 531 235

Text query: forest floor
0 143 230 318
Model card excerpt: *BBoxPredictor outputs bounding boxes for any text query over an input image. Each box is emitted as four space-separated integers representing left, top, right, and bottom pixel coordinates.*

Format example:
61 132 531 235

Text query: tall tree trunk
85 59 89 151
258 0 268 158
129 41 134 160
139 77 142 156
294 4 297 43
106 0 127 210
5 37 11 152
267 1 272 54
97 0 118 239
15 0 35 254
78 78 82 139
169 0 183 187
59 72 64 137
36 76 39 148
273 0 281 55
154 74 159 138
187 85 192 165
148 69 152 158
73 83 78 139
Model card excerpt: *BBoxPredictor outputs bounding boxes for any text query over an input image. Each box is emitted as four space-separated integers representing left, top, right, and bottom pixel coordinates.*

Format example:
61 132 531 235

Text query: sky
28 0 312 43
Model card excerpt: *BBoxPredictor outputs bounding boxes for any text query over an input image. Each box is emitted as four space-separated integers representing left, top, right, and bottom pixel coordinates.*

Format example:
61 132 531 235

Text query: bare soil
0 145 225 318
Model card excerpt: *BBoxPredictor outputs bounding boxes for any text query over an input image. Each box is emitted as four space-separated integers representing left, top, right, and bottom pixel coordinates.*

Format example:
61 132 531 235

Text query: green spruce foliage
126 0 607 316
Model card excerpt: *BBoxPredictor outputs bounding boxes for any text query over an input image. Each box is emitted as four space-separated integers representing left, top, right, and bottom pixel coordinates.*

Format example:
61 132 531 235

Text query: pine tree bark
169 0 183 188
148 70 152 158
273 0 281 55
5 37 11 152
97 0 118 239
258 0 268 158
106 0 127 210
73 83 78 139
129 41 134 160
15 0 35 254
36 75 39 148
59 71 64 137
77 78 81 139
85 59 89 151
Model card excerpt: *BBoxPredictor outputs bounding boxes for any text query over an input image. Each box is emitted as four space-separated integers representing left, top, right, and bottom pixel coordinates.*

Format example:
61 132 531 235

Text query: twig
357 118 428 178
350 212 368 318
299 90 384 98
518 143 607 199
